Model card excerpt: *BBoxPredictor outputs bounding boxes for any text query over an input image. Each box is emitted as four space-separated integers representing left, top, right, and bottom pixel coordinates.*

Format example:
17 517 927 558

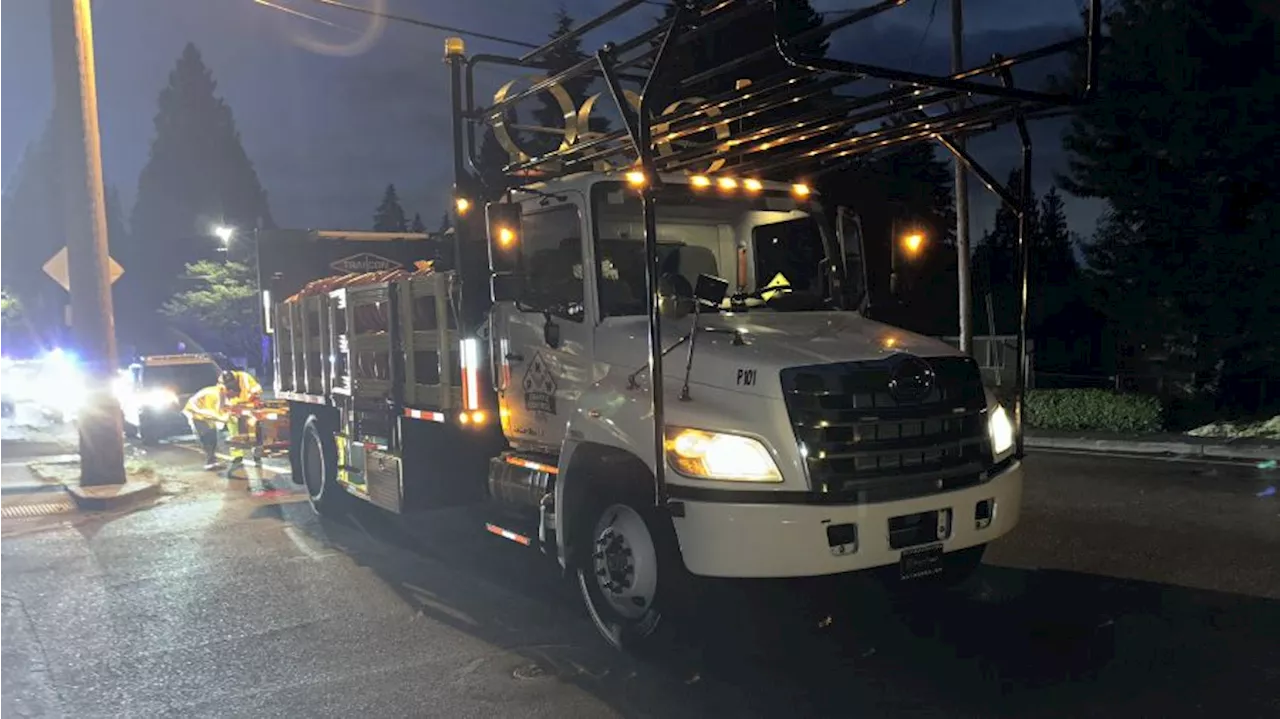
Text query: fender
554 379 655 570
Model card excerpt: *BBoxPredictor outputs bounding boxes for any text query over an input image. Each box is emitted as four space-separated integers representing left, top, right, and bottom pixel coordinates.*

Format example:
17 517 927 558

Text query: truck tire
136 416 160 446
300 415 341 515
575 496 685 652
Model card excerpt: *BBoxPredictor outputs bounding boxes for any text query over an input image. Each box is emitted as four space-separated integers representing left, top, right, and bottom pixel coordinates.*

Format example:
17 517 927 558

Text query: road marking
283 525 334 560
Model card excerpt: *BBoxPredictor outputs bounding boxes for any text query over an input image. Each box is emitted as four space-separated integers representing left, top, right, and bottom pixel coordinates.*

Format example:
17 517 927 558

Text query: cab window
521 205 585 322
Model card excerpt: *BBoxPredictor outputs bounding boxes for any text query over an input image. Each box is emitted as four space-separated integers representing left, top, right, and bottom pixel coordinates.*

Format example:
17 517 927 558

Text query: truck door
492 201 593 452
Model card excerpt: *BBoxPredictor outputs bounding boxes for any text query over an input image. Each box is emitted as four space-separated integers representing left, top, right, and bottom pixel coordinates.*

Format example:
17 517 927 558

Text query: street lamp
901 232 925 257
890 225 926 296
213 225 235 245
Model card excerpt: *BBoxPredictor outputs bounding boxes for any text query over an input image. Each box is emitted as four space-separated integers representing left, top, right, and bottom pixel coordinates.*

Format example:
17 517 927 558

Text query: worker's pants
190 419 219 464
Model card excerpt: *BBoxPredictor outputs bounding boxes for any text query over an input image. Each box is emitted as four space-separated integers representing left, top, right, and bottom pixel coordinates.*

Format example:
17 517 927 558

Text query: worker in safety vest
219 369 263 470
219 369 262 407
183 385 227 469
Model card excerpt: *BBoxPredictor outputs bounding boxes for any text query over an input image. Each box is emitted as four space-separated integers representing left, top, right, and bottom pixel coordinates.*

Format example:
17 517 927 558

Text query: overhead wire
252 0 357 32
907 0 940 70
261 0 541 49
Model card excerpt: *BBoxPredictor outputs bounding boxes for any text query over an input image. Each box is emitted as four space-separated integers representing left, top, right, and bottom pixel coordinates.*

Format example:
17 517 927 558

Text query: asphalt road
3 443 1279 718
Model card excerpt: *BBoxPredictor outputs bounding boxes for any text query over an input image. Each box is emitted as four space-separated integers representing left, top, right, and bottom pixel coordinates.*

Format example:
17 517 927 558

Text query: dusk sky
2 0 1103 237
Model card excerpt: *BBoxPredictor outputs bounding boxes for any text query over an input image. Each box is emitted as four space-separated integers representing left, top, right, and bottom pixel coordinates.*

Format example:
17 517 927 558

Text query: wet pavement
2 440 1279 718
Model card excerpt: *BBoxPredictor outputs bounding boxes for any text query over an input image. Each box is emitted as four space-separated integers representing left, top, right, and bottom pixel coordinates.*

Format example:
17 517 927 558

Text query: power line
253 0 356 33
267 0 541 49
908 0 940 70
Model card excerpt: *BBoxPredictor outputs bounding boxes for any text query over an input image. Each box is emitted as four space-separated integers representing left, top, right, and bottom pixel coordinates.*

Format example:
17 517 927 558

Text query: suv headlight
664 427 782 482
144 388 178 409
988 404 1015 458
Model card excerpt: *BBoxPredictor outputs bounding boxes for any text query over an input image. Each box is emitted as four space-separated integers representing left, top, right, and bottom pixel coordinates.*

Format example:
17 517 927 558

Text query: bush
1025 389 1163 433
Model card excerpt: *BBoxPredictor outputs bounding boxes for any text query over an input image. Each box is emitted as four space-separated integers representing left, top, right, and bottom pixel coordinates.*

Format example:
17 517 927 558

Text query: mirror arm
678 301 702 402
627 332 691 390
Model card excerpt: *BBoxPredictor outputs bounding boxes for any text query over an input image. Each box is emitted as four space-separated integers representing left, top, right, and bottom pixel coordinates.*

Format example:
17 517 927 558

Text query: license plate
899 543 943 580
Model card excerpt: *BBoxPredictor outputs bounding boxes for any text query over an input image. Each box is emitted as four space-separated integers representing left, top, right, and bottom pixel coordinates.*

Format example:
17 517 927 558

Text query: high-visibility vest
184 386 225 422
224 371 262 405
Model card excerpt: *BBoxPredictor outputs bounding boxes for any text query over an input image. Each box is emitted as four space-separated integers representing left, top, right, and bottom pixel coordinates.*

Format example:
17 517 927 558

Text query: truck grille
779 355 990 504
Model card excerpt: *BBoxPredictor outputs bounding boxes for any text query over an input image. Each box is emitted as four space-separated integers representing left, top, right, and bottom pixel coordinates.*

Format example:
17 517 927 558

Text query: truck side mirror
694 273 729 308
486 202 523 275
490 273 523 303
836 206 870 312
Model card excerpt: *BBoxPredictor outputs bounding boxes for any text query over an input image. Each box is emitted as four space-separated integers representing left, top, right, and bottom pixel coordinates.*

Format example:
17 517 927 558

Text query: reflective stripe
403 408 445 423
504 456 558 475
485 523 532 546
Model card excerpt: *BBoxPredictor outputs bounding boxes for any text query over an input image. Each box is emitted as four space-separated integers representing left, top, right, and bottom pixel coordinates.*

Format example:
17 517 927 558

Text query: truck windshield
591 181 841 318
144 363 220 394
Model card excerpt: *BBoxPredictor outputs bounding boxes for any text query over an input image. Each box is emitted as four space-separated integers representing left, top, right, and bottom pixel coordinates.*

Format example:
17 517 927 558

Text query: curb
0 483 65 497
62 480 162 512
25 462 163 513
1025 435 1280 462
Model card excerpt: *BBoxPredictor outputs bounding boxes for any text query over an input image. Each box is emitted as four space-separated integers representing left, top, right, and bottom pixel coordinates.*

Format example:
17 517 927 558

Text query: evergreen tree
972 168 1038 334
652 0 827 109
1059 0 1280 389
0 124 61 332
474 125 510 201
527 7 612 158
373 184 408 232
131 43 273 322
409 212 426 233
1 119 131 341
438 213 452 233
650 0 830 171
818 120 957 334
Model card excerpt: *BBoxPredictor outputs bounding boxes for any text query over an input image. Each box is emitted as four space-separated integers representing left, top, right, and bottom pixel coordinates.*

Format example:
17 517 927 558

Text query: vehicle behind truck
264 0 1100 650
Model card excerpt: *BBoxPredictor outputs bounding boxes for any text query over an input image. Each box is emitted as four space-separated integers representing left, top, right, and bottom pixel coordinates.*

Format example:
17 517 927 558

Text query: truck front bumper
670 459 1023 578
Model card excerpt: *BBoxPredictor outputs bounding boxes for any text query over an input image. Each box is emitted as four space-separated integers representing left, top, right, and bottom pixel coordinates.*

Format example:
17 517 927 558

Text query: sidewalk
1026 430 1280 462
0 455 74 516
0 460 71 496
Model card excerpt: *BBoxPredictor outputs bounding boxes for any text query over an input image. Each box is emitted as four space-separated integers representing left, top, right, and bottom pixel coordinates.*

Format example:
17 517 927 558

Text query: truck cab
117 353 222 444
480 172 1019 644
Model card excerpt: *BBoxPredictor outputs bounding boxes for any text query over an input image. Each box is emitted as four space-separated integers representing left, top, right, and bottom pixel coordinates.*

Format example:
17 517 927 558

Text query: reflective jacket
223 371 262 406
183 386 225 423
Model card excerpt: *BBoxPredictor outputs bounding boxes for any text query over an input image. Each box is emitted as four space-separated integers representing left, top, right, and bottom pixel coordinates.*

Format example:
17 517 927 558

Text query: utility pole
952 0 973 355
50 0 126 485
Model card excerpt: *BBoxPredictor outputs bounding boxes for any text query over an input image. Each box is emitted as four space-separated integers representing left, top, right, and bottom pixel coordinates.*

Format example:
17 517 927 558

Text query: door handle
505 352 525 363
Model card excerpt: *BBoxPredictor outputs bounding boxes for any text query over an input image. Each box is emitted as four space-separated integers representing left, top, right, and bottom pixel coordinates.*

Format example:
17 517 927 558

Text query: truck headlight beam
664 427 782 483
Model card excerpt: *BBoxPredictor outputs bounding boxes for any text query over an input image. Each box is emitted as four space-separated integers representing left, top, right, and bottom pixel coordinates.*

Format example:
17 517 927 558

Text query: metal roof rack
451 0 1100 190
444 0 1103 488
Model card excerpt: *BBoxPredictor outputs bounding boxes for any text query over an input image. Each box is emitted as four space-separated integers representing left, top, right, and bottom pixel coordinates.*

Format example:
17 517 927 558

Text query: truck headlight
144 389 178 409
988 404 1014 457
664 427 782 482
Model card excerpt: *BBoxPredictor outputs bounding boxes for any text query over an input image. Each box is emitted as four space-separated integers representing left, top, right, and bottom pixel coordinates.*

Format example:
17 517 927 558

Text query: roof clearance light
455 196 471 215
444 37 466 58
744 178 764 192
717 177 738 190
625 171 646 187
690 175 712 188
792 183 811 197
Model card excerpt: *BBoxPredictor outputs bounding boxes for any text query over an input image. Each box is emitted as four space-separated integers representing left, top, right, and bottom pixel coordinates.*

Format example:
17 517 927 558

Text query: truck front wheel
300 415 340 515
576 499 684 652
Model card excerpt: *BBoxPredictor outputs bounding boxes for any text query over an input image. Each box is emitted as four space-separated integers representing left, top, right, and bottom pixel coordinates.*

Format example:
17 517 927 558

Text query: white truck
267 0 1098 649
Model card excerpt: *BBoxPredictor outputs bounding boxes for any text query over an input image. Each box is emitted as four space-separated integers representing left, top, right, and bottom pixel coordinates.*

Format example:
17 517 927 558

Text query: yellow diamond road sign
42 247 124 293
